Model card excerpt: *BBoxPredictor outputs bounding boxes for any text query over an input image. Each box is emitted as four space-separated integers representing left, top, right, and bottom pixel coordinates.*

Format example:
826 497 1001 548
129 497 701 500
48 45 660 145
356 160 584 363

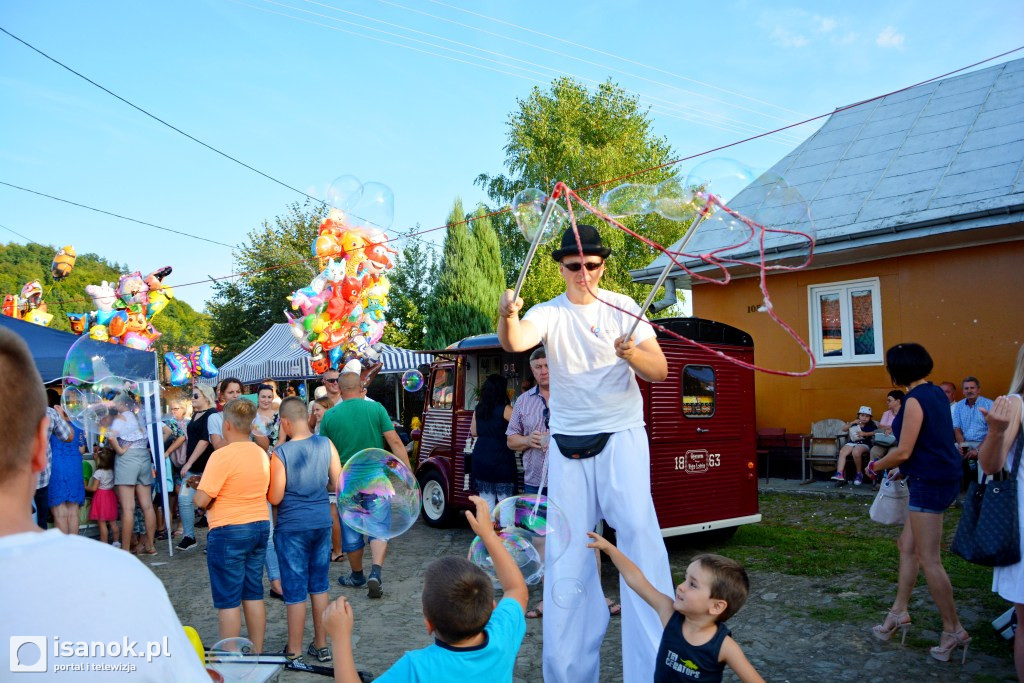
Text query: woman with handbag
979 345 1024 679
867 343 969 662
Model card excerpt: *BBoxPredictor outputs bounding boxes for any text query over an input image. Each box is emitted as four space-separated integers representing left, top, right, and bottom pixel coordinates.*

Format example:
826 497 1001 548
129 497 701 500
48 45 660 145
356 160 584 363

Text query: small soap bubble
552 578 587 609
511 188 567 244
402 369 424 392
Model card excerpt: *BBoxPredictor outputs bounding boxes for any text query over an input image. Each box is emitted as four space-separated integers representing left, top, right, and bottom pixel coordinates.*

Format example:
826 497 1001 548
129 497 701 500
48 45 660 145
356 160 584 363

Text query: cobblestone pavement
151 483 1015 682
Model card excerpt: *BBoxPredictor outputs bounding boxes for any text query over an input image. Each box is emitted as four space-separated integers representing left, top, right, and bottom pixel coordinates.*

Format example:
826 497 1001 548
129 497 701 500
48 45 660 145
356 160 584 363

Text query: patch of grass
664 492 1014 659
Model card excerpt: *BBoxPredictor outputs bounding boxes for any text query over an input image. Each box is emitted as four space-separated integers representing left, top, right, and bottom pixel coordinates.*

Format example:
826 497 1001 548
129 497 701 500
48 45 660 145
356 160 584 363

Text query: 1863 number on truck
675 449 721 474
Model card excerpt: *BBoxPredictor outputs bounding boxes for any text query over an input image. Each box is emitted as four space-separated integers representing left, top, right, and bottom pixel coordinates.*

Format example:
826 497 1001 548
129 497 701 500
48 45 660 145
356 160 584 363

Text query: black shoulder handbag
951 432 1023 567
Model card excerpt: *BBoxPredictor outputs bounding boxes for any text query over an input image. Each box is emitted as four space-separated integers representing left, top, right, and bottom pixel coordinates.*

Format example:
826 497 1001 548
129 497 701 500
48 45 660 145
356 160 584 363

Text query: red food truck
412 317 761 538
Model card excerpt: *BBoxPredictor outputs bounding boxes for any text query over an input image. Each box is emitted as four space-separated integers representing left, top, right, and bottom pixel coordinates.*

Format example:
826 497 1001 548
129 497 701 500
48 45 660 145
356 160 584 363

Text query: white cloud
771 25 809 48
816 16 838 33
876 26 906 48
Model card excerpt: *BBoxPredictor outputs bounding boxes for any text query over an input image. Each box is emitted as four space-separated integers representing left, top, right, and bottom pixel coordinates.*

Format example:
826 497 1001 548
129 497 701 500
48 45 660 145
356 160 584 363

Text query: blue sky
2 0 1022 312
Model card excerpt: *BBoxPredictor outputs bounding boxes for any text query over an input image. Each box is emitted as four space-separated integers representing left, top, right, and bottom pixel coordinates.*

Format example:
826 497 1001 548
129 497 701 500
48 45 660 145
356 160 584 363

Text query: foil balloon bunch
286 176 397 374
66 266 174 351
164 344 219 386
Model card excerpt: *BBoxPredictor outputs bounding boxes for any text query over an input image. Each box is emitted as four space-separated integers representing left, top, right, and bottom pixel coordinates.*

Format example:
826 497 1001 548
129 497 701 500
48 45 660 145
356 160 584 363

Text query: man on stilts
498 224 673 682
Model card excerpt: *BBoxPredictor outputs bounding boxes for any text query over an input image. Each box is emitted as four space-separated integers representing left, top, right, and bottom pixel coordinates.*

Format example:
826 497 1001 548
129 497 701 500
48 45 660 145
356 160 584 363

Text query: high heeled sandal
871 610 912 644
930 628 970 663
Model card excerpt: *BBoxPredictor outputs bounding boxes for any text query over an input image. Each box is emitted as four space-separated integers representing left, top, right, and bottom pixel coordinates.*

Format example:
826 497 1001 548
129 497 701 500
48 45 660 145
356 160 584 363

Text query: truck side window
682 365 715 418
430 368 455 410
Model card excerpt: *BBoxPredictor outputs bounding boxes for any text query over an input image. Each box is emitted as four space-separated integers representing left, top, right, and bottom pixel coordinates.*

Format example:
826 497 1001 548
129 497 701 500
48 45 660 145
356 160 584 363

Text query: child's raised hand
586 531 613 554
464 495 496 539
322 596 355 637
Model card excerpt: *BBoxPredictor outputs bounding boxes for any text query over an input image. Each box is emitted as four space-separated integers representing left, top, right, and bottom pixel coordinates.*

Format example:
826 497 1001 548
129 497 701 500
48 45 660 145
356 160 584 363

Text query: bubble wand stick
623 206 708 340
512 186 563 302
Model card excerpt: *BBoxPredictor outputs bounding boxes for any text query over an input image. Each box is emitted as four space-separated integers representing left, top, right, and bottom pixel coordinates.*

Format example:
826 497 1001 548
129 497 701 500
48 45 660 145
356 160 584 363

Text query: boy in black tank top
588 534 764 682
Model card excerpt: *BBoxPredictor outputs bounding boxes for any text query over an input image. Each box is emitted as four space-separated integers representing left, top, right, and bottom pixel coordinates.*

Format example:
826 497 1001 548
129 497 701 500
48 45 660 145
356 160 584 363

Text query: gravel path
151 507 1016 682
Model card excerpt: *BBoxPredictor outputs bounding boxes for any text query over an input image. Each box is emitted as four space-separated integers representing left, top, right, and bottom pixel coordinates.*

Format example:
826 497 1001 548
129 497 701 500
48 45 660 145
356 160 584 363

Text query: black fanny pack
552 433 613 460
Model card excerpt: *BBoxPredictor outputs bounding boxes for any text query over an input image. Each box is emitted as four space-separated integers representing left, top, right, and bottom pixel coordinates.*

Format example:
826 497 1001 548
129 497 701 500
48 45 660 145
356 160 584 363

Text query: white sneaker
112 541 122 548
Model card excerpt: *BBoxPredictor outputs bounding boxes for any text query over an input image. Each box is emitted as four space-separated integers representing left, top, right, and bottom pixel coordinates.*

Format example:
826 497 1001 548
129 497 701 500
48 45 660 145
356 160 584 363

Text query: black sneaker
176 536 196 551
307 643 332 663
195 517 209 529
281 647 300 662
367 576 383 599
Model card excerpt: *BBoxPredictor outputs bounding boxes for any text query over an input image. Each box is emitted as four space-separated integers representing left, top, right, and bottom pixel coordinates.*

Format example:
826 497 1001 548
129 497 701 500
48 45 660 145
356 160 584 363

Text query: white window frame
807 277 884 367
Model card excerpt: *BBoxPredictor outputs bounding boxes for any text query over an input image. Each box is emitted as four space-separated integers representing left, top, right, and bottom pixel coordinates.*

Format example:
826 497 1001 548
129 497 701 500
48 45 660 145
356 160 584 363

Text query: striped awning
377 344 433 374
202 325 432 384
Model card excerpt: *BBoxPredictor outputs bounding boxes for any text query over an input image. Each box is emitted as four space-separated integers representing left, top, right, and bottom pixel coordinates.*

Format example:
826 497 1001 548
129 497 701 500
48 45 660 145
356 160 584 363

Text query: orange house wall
691 239 1024 434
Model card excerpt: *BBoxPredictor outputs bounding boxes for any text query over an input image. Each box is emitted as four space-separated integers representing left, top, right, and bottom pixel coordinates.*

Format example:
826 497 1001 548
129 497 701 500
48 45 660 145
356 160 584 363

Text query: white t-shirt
110 413 147 445
0 531 209 681
523 290 655 434
207 412 224 440
93 469 114 490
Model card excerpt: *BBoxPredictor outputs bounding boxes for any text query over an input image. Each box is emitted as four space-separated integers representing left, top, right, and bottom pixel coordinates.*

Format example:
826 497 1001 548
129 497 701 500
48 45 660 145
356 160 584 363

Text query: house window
682 365 716 417
808 278 883 366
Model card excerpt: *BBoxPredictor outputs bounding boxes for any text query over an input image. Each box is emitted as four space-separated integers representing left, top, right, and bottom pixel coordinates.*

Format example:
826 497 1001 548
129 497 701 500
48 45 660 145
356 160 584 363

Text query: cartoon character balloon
51 245 76 281
1 280 53 327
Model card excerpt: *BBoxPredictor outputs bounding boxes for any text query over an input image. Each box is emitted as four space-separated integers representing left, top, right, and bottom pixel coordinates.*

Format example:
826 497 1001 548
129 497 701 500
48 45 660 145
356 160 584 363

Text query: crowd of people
3 223 1023 681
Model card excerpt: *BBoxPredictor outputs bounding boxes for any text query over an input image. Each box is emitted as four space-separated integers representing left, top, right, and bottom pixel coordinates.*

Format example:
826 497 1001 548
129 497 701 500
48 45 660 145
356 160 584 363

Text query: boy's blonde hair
421 556 493 643
693 553 749 622
223 398 257 433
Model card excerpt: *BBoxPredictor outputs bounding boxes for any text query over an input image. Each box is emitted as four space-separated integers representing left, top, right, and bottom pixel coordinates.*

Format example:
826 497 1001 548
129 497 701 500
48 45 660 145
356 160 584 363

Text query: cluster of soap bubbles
337 448 421 539
60 334 149 434
468 495 574 586
401 369 424 392
597 158 815 270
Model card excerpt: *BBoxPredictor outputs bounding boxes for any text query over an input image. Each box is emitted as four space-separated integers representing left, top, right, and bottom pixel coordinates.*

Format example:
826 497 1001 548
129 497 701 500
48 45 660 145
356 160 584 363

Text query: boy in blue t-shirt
323 496 528 682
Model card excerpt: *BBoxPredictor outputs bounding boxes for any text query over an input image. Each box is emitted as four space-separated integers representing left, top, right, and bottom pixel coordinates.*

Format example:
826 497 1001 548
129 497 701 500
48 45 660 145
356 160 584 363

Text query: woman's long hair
475 374 509 420
1010 344 1024 396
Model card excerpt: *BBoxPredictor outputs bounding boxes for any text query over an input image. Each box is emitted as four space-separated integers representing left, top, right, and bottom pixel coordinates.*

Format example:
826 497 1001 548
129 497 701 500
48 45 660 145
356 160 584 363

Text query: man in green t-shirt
320 373 410 598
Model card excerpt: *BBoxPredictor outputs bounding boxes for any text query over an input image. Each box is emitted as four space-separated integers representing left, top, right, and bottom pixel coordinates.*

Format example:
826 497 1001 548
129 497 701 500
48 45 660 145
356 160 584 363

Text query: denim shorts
274 527 332 604
906 477 960 514
340 516 384 553
207 520 270 609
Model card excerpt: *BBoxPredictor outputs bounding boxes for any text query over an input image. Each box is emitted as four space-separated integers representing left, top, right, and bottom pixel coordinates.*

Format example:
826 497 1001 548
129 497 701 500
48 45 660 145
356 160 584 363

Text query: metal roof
634 57 1024 283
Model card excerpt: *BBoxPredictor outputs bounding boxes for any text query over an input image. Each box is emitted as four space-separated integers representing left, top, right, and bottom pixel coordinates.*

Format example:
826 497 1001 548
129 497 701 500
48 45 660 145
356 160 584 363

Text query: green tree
423 199 494 348
476 77 691 312
206 201 325 364
468 206 506 331
381 234 439 350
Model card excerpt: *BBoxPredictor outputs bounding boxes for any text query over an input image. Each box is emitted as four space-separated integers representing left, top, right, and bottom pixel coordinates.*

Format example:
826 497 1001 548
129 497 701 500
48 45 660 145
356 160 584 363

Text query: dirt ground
147 497 1017 682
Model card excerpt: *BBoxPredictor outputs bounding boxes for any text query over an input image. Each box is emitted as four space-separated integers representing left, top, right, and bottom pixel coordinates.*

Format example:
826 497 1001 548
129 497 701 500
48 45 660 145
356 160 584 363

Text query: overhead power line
257 0 806 144
0 181 240 249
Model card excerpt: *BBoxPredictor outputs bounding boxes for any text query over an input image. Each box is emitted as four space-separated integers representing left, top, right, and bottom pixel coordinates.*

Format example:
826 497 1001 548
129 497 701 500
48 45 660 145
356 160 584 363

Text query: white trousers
542 427 672 683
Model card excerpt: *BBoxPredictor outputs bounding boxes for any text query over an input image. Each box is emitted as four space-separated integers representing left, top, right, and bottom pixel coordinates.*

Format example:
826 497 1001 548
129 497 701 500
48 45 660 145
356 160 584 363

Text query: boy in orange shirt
195 399 271 652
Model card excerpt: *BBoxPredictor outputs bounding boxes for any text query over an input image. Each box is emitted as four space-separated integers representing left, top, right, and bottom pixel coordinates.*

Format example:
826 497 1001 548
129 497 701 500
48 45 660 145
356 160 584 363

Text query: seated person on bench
831 406 878 485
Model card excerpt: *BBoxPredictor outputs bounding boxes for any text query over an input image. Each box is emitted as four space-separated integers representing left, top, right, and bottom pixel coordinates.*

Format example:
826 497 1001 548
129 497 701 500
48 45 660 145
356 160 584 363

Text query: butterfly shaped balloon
165 344 219 386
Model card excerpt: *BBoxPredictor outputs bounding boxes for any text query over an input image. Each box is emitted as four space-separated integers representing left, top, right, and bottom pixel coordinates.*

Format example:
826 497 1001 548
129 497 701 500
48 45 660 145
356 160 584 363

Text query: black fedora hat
551 224 612 261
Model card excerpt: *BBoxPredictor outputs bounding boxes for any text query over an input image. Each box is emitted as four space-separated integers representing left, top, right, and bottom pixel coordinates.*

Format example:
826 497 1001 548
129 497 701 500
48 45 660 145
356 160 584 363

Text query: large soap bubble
326 175 363 213
598 183 655 218
684 158 757 211
468 528 544 585
401 369 424 392
337 448 420 539
511 188 567 244
207 637 256 679
492 494 572 571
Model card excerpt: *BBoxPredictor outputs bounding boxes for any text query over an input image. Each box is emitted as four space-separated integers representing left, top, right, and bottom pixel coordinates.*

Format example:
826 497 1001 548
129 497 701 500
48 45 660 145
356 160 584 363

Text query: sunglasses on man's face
324 378 338 384
562 261 603 272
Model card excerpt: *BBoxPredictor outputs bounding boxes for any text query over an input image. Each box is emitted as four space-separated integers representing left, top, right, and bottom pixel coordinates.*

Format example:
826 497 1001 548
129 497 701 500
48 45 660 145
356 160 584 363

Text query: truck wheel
420 471 457 528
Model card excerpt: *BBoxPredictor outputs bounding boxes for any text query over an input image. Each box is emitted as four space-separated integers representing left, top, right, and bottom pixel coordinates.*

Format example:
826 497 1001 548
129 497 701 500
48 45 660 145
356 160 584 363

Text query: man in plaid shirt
36 390 74 528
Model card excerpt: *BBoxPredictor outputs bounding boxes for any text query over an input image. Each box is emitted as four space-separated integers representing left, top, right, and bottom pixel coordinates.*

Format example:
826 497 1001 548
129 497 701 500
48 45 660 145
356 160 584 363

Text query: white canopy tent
203 324 433 383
